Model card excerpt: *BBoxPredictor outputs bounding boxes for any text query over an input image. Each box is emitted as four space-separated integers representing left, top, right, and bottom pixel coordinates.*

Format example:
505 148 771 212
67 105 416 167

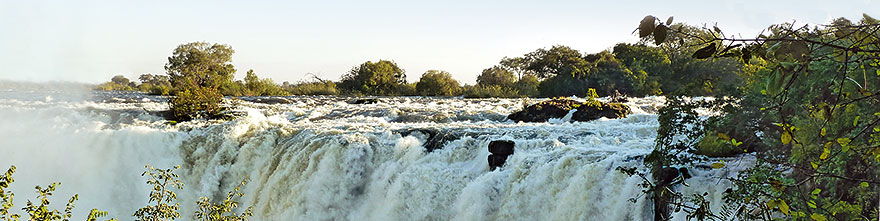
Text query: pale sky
0 0 875 84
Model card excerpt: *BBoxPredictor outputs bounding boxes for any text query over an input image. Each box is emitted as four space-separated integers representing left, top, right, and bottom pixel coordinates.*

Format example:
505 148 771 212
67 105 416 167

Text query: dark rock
488 140 515 155
652 166 692 221
397 128 458 152
652 167 690 187
487 140 515 170
507 98 630 123
678 167 692 179
571 102 630 122
488 155 509 171
350 98 379 104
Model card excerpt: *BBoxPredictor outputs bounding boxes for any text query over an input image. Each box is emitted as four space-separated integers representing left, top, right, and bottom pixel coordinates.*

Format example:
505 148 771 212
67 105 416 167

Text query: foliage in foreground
1 165 253 221
630 13 880 220
0 166 115 221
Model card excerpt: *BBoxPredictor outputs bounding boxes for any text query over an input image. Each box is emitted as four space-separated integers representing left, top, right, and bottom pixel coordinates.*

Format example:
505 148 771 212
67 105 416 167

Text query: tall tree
165 42 236 94
164 42 233 120
523 45 590 79
476 66 516 88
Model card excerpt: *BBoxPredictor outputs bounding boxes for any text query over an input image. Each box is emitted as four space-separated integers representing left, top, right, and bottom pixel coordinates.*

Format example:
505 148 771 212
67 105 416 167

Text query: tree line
96 27 750 99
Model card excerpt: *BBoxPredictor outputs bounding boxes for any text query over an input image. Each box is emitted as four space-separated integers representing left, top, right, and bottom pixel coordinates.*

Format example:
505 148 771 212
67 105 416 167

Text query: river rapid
0 87 736 220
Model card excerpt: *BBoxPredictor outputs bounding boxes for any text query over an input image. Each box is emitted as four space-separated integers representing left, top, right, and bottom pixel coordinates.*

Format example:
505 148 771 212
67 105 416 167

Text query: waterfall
0 90 730 220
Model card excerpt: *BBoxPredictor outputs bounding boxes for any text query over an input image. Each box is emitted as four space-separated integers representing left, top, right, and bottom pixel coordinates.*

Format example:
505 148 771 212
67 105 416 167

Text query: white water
0 89 736 220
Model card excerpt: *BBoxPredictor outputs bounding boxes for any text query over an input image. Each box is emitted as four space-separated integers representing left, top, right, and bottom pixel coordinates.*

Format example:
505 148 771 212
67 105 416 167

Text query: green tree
164 42 234 120
637 22 747 96
476 66 516 88
138 74 172 95
589 51 653 96
612 43 669 95
513 74 539 97
164 42 236 95
415 70 461 96
111 75 131 86
522 45 590 79
499 57 534 79
339 60 407 95
95 75 136 91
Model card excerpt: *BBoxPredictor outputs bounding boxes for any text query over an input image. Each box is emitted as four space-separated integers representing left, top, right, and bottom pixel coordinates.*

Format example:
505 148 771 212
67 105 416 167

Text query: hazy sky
0 0 876 84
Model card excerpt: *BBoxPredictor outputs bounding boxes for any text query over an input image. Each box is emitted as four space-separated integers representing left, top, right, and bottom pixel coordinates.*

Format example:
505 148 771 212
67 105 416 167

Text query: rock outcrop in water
350 98 379 104
507 98 630 123
397 128 459 152
488 140 515 170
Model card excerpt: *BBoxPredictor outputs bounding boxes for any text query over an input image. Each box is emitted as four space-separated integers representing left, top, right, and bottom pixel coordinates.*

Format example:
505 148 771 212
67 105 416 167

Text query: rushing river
0 87 735 220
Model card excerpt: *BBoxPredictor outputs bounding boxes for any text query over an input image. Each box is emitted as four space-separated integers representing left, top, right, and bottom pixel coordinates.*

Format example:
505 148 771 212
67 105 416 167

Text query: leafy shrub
169 80 223 121
243 70 288 96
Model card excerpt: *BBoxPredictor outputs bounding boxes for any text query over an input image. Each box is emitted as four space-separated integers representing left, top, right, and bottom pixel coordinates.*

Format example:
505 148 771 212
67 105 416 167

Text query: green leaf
860 182 869 188
811 213 827 221
773 40 809 62
639 16 656 38
811 188 821 195
811 162 819 169
731 138 742 147
842 145 850 152
779 200 790 215
854 116 860 127
654 24 668 45
781 131 792 145
808 200 817 208
837 137 851 146
692 43 717 59
666 16 674 25
820 147 829 160
766 199 777 208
